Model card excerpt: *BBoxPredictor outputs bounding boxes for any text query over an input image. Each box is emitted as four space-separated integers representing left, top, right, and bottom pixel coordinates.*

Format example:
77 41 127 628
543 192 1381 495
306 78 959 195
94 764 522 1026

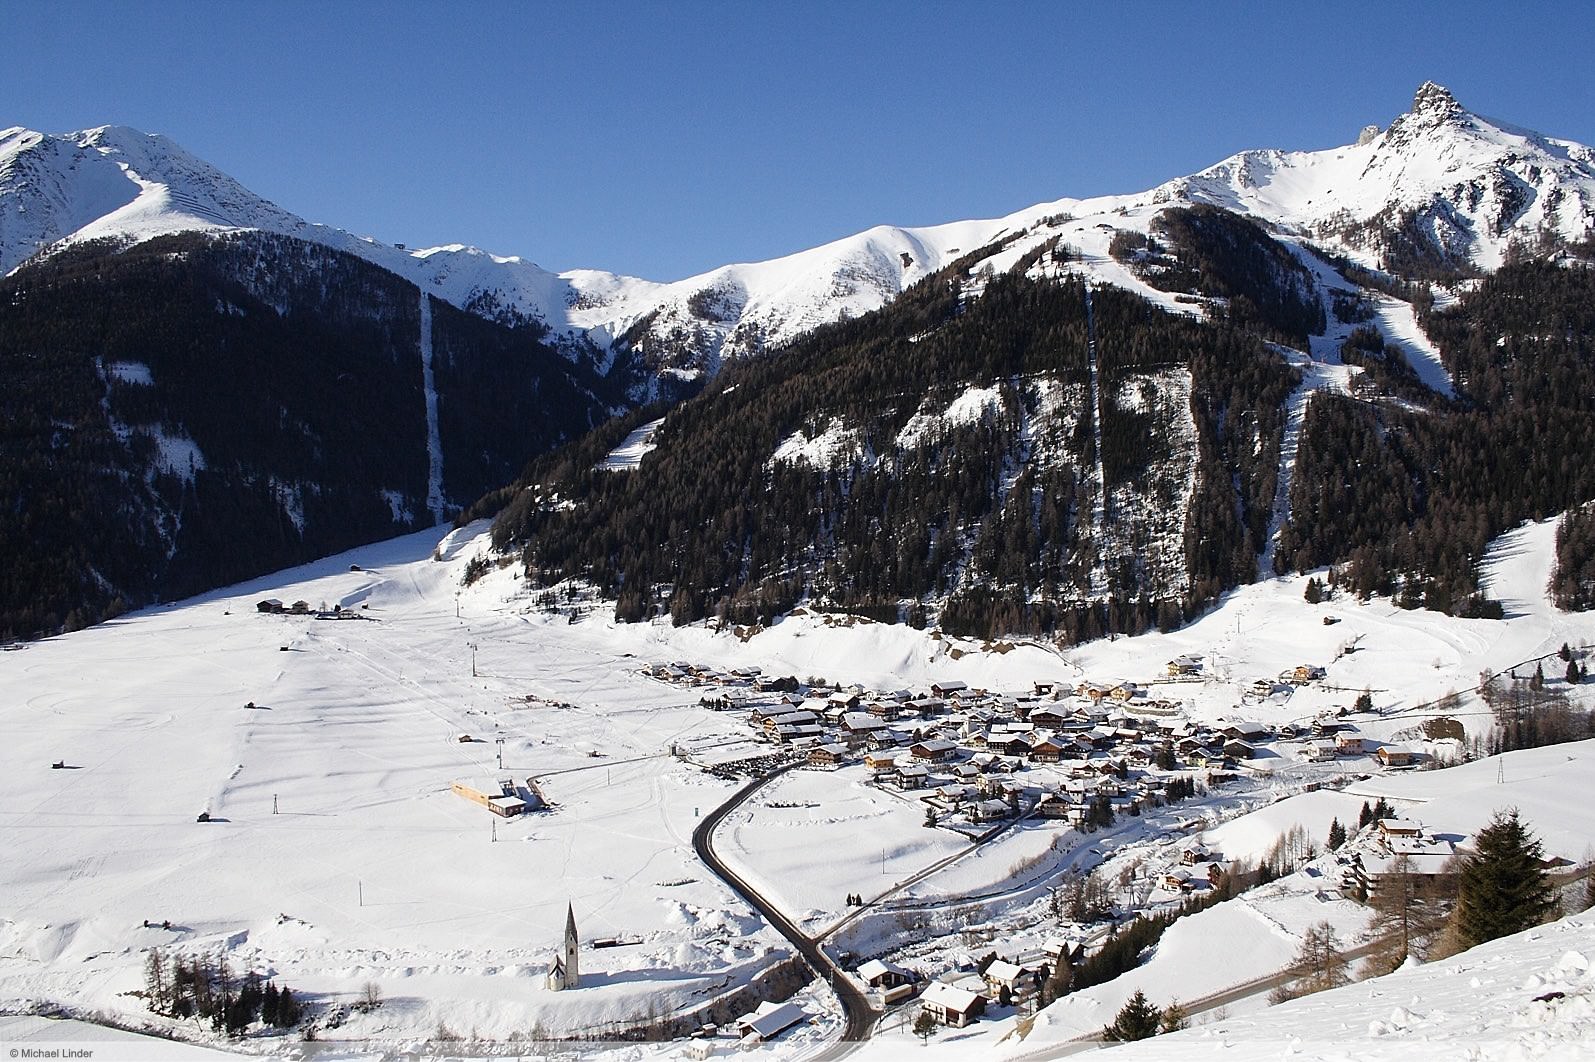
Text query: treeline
490 266 1291 642
1278 260 1595 612
1551 502 1595 610
0 231 617 639
1145 205 1327 345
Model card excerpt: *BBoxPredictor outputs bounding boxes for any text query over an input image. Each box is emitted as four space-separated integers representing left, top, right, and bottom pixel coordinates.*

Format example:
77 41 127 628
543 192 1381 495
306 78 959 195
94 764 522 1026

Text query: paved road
693 762 880 1051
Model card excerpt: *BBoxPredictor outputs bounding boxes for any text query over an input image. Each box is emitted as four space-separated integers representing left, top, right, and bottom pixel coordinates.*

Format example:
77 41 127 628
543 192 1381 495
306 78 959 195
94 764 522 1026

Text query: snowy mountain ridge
6 83 1591 388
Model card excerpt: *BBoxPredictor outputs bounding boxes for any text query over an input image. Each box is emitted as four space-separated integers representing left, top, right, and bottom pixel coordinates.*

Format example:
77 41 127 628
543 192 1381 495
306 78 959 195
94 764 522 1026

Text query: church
545 903 580 991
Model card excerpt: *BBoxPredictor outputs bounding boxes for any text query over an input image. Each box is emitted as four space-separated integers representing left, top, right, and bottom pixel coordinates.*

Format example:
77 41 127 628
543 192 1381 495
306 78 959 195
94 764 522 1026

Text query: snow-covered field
2 511 1593 1058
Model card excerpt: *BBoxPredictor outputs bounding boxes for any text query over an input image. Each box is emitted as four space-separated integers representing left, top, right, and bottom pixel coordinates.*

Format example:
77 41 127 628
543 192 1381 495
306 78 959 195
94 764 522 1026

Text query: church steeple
545 902 581 991
562 902 579 988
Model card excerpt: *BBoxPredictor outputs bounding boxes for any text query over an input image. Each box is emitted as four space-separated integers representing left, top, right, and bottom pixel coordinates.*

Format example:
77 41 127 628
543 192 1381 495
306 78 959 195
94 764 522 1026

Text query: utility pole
491 818 497 843
272 793 278 815
469 642 479 677
358 880 363 907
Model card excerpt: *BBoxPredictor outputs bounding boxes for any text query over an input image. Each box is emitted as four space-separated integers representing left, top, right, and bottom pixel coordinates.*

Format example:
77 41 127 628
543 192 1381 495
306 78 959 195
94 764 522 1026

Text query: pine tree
261 982 280 1027
276 985 300 1027
1567 659 1581 685
1102 990 1162 1041
1159 1000 1190 1034
1040 954 1073 1005
1447 809 1556 951
1326 818 1346 851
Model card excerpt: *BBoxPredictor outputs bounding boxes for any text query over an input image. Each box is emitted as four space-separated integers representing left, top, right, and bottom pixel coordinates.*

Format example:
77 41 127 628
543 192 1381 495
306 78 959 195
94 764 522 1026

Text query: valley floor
1 516 1593 1059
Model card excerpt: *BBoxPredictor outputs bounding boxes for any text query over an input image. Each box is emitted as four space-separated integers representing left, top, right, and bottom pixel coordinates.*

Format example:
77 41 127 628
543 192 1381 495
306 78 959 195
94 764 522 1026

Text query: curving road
693 761 880 1050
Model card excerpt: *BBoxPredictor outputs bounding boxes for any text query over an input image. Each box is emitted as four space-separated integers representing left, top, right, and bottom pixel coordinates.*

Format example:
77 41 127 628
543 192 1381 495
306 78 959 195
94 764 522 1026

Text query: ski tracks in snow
1259 349 1356 580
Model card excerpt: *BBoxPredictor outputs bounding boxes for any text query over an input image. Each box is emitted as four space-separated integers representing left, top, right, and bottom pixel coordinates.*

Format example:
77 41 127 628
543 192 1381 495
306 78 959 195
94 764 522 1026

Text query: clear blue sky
4 1 1591 280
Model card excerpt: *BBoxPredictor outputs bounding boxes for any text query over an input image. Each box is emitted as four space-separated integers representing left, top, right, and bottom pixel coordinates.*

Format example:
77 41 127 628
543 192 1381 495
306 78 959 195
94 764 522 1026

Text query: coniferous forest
0 232 617 639
1278 260 1595 613
486 228 1595 641
6 195 1594 644
491 251 1295 642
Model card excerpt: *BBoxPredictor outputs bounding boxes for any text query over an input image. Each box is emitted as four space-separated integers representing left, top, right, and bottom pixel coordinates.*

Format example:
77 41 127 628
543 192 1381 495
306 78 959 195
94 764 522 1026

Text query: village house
931 681 969 699
1026 706 1071 730
864 750 901 774
857 958 916 990
1029 736 1069 763
1336 733 1367 755
911 739 958 763
1166 654 1203 677
1221 721 1269 743
1376 743 1416 767
1223 739 1256 760
1031 793 1071 819
761 709 820 735
866 700 900 720
807 743 850 769
894 764 930 790
841 712 891 746
982 959 1038 999
773 722 823 744
1296 740 1337 762
970 798 1011 823
920 982 986 1027
1291 664 1328 684
866 730 903 751
1378 818 1424 844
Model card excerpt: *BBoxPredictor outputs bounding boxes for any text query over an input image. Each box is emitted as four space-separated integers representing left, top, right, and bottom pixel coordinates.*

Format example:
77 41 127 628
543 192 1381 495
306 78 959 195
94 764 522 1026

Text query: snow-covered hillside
1029 911 1595 1062
8 82 1590 389
2 503 1593 1057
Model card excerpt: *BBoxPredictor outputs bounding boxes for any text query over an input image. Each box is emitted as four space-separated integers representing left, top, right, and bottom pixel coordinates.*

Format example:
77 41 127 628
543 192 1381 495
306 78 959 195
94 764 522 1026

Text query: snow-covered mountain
7 83 1589 388
1158 81 1595 271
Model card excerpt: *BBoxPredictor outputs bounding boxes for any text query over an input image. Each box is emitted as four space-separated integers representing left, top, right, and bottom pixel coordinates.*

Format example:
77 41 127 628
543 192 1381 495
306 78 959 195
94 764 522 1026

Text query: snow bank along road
694 762 879 1050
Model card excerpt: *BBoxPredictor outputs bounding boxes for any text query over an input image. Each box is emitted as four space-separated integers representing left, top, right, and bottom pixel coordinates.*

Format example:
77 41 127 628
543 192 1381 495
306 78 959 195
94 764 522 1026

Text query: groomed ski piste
2 514 1593 1060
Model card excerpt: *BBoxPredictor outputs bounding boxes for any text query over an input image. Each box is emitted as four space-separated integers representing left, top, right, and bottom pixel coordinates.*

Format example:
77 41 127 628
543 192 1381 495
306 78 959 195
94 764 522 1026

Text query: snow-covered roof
985 959 1030 981
922 981 984 1012
858 958 912 982
738 1000 805 1040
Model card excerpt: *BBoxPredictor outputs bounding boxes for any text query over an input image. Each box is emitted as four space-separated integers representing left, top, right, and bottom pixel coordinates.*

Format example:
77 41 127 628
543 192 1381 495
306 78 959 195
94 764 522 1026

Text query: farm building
452 778 527 817
737 1000 806 1042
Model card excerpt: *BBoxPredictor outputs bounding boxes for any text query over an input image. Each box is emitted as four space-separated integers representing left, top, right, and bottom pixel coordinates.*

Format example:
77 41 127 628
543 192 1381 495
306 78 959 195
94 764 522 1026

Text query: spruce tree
276 985 300 1027
1102 990 1162 1041
261 982 279 1027
1326 818 1346 851
1448 809 1556 951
